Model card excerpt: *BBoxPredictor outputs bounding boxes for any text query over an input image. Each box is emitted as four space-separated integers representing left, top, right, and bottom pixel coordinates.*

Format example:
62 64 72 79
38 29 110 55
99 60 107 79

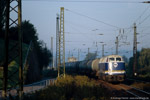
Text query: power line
23 0 141 3
124 4 150 40
65 9 121 29
137 13 150 26
134 5 150 23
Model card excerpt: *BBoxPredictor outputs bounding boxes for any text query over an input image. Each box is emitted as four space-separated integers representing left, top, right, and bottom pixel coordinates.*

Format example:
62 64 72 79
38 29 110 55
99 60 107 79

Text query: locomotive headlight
113 62 118 68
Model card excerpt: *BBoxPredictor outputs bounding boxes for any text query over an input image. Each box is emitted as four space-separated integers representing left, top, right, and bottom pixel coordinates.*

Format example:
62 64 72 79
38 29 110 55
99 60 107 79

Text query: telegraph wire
134 5 150 23
137 13 150 26
66 22 95 41
23 0 141 3
65 8 120 29
123 4 150 44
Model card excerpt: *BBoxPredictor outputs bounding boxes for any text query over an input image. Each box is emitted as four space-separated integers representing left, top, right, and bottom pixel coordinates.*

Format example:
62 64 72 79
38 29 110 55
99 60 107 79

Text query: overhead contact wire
65 9 120 29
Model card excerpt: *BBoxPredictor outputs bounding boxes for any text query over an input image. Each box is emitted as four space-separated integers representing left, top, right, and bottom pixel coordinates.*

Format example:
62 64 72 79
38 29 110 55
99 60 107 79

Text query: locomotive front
99 55 126 82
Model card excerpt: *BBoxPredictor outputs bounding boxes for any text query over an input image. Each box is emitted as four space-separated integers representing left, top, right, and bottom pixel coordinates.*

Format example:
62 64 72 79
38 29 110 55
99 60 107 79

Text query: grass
22 75 110 100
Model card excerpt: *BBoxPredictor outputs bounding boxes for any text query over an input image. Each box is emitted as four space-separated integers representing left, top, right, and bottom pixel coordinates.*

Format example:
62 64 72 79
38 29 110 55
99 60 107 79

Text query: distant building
68 57 77 62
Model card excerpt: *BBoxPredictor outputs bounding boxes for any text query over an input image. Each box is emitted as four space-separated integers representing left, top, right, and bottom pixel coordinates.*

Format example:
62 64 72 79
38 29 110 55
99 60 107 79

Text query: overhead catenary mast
56 14 59 71
115 36 118 55
51 37 54 68
133 23 137 76
57 7 65 78
2 0 23 99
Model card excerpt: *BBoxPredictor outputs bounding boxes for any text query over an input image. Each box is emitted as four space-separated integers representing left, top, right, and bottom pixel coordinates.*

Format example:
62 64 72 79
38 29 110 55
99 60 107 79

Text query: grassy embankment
23 75 110 100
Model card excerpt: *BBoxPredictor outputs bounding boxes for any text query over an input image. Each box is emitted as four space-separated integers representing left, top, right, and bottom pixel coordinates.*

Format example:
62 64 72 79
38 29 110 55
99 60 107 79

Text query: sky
21 0 150 61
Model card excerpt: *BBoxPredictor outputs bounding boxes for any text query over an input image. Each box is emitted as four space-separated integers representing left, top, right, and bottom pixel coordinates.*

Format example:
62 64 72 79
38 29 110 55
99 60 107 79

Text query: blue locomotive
98 55 126 82
65 55 126 82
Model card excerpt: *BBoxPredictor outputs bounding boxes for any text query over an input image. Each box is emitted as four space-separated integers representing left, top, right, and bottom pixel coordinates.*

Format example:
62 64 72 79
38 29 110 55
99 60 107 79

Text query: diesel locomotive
65 55 126 82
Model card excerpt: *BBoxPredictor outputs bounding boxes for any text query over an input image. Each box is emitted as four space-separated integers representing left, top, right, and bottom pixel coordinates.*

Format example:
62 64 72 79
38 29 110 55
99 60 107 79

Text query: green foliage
138 48 150 68
0 20 52 73
122 55 128 63
127 48 150 79
0 39 4 65
126 57 133 77
42 69 57 78
22 21 38 44
127 51 140 77
0 1 6 33
23 75 110 100
0 40 29 89
21 20 52 69
137 48 150 78
84 52 97 60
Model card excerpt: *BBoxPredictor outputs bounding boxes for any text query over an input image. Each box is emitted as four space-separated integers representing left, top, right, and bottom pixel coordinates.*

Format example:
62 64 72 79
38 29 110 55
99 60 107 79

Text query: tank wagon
65 55 126 82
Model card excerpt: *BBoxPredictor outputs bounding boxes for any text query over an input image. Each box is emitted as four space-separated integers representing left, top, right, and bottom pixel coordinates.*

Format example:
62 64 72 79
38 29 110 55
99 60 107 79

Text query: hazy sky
22 0 150 60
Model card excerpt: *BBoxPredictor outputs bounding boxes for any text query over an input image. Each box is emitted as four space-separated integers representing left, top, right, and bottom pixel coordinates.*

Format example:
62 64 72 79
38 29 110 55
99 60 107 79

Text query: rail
117 84 150 100
127 78 150 84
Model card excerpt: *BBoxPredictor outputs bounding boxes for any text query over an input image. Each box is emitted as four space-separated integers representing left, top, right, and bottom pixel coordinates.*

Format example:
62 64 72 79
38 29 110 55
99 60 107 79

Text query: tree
138 48 150 68
127 48 150 77
126 57 133 76
138 48 150 76
22 20 38 44
84 52 97 60
122 55 128 63
0 1 6 36
1 20 52 73
127 51 140 76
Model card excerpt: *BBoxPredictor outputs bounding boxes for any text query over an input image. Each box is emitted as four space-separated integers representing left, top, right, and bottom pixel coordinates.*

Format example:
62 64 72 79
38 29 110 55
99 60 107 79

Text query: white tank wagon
65 55 126 82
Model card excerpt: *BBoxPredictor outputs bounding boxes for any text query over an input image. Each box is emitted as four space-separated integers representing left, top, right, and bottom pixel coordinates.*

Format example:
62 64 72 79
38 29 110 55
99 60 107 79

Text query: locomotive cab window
109 58 114 62
116 57 121 61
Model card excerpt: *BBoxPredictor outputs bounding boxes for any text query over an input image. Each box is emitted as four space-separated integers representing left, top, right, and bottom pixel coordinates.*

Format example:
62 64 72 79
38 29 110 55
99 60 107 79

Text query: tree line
126 48 150 79
0 20 52 71
0 1 52 76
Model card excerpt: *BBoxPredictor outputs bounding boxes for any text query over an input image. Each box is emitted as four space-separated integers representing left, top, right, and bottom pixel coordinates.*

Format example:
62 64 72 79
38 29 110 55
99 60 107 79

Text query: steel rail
127 78 150 84
117 84 150 100
122 84 150 95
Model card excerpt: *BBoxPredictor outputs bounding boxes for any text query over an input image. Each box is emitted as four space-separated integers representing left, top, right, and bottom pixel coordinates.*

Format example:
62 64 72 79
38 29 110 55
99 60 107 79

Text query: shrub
23 75 110 100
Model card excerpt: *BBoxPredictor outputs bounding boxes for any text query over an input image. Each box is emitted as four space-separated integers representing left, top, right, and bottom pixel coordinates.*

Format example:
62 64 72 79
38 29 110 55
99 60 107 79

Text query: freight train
65 55 126 82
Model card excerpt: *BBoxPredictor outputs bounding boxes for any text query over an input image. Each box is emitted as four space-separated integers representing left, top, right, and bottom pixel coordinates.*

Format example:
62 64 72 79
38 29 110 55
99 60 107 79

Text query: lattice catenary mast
2 0 23 99
57 7 65 78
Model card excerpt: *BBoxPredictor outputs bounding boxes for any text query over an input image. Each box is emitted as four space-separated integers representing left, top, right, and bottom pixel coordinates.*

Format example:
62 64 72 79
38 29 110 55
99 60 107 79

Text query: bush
22 75 110 100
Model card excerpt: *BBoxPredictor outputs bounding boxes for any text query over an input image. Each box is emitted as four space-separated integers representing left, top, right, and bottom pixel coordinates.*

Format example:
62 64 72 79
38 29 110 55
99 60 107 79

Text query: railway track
117 84 150 99
126 78 150 84
97 79 150 99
